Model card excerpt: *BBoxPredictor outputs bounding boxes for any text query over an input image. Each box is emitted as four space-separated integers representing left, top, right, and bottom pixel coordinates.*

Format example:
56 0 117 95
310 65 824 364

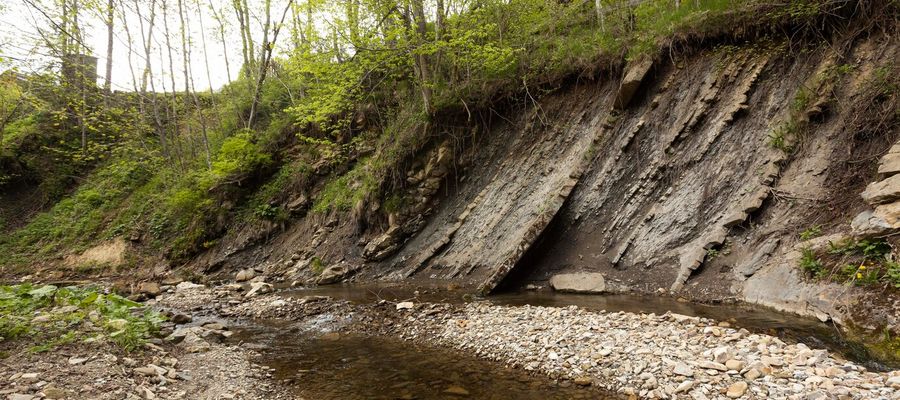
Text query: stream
226 283 888 399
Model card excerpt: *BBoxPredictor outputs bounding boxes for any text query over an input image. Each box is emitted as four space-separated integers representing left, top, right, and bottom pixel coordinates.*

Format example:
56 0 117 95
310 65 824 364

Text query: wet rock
396 302 414 310
171 313 192 324
245 282 273 298
726 381 747 398
548 272 606 294
443 385 470 396
235 269 256 282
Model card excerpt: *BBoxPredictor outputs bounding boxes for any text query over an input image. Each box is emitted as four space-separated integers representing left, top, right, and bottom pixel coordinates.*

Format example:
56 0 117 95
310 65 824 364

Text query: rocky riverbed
156 283 900 399
6 281 897 399
391 303 900 399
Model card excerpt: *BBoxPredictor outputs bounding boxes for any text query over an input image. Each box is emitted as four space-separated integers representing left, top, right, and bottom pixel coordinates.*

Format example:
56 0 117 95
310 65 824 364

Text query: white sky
0 0 295 92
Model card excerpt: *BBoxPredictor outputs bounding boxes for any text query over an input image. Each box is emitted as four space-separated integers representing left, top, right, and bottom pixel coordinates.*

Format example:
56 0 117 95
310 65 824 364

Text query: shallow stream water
233 323 618 399
228 283 888 399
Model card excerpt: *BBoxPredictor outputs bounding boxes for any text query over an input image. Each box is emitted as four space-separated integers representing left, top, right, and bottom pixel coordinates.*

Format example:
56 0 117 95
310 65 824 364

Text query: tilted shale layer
384 44 796 292
375 32 900 321
379 82 618 291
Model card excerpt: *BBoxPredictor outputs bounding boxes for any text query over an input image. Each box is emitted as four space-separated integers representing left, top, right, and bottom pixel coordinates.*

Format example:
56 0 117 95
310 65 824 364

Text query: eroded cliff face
191 31 899 332
510 32 899 328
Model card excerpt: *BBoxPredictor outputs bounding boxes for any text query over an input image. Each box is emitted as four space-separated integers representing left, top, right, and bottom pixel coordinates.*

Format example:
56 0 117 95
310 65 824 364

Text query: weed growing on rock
798 239 900 289
799 225 822 240
799 247 826 278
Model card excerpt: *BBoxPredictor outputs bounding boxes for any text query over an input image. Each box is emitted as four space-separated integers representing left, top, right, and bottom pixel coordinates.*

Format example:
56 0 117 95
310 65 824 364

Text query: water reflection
232 325 618 400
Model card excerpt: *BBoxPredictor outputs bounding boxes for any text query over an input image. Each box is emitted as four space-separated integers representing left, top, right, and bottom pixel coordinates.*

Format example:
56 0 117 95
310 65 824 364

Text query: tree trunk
135 0 167 155
247 0 294 128
179 0 211 168
104 0 114 100
162 0 182 166
409 0 432 112
232 0 250 74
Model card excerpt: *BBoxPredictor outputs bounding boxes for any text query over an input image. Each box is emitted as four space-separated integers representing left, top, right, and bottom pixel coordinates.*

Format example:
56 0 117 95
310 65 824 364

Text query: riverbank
157 284 899 399
3 281 898 399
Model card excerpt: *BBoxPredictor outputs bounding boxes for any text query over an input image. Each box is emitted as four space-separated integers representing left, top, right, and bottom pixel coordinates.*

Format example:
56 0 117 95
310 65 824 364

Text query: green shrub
211 132 272 179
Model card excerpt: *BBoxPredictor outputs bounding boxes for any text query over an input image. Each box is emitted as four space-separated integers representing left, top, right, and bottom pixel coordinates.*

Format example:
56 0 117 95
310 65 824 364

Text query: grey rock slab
549 272 606 294
861 174 900 205
615 58 654 109
878 151 900 176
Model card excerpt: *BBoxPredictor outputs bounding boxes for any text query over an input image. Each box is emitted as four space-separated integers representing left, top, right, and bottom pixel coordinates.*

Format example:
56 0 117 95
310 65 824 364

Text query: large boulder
314 263 361 285
549 272 607 294
235 269 256 282
861 174 900 205
137 282 161 297
614 58 653 109
363 226 403 261
877 142 900 176
851 205 900 238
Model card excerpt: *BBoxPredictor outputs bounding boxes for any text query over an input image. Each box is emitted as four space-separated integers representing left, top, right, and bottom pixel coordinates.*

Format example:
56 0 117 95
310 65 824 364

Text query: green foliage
313 158 379 213
799 247 825 278
252 203 284 221
310 256 325 275
630 0 741 60
0 284 164 352
799 239 900 289
886 262 900 289
767 121 794 152
827 239 891 259
799 225 822 240
210 132 272 180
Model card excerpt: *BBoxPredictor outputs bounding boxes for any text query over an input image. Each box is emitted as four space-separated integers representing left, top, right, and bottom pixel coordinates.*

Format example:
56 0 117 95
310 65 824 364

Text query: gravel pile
397 302 900 400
